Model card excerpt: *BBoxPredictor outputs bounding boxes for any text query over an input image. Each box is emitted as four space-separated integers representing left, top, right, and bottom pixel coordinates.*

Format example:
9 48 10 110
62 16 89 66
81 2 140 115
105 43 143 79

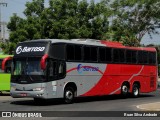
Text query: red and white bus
10 39 158 103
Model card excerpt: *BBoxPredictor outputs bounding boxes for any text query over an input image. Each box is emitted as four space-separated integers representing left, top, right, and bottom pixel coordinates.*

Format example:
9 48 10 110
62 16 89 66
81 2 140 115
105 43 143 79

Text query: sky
2 0 160 45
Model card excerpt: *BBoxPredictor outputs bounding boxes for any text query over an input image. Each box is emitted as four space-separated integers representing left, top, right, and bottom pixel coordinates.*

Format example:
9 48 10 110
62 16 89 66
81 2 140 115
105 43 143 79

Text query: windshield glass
13 57 44 75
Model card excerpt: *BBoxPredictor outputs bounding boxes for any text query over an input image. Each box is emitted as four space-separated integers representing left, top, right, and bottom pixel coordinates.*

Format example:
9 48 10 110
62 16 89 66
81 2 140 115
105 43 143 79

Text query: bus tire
64 87 74 104
121 83 129 97
132 84 139 98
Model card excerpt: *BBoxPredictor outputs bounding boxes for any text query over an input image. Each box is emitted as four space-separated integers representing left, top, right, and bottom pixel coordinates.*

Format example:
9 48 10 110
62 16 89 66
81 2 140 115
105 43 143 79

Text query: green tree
108 0 160 46
23 0 45 39
47 0 80 39
1 13 27 54
2 0 110 54
47 0 109 39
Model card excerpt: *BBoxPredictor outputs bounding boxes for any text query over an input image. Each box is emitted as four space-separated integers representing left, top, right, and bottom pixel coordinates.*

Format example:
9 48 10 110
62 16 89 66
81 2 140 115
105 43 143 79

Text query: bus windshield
13 57 44 75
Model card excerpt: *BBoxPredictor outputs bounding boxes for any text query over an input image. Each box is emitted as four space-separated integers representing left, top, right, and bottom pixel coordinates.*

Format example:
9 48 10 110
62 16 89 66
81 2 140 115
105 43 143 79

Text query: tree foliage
1 0 160 54
108 0 160 46
2 0 110 54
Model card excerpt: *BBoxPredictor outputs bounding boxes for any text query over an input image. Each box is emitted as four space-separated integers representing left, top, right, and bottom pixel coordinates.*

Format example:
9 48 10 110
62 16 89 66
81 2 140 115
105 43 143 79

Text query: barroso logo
77 64 99 74
16 46 22 54
77 64 83 74
15 46 45 54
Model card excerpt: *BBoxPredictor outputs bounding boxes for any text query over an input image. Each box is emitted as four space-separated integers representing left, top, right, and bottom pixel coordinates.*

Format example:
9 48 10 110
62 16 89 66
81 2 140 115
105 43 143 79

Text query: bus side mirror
40 54 48 70
2 56 12 71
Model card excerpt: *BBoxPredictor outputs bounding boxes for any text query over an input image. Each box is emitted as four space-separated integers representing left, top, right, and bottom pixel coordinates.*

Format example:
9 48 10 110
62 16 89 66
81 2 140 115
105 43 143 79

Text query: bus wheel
64 87 74 104
132 84 139 98
121 83 129 97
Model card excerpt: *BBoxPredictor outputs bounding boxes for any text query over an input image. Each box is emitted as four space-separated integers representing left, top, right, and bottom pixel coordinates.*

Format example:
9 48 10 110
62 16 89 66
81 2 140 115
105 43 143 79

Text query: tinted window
143 51 148 64
75 45 82 61
99 47 106 62
137 51 151 64
84 46 98 62
66 44 74 60
91 47 98 62
52 44 65 60
126 50 132 63
119 49 125 62
126 50 137 64
84 46 90 61
137 51 144 64
106 48 112 62
132 51 137 63
113 49 125 63
113 49 119 62
66 44 82 61
149 52 156 64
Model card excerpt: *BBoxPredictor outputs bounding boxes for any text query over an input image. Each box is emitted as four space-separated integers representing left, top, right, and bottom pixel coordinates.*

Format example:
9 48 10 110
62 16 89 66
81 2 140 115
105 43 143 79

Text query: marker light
40 54 48 70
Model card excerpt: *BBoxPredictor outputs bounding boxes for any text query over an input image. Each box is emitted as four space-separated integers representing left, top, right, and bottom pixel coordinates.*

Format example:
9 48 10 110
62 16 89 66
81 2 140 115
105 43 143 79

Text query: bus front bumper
10 90 47 99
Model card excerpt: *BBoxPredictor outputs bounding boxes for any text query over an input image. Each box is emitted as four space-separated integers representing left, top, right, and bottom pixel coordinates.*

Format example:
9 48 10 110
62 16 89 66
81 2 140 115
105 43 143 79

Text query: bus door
47 59 66 97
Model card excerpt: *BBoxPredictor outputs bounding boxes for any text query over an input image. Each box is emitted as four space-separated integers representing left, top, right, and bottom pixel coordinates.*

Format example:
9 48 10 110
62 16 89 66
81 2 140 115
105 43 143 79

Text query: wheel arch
122 81 130 89
132 81 141 89
63 82 77 97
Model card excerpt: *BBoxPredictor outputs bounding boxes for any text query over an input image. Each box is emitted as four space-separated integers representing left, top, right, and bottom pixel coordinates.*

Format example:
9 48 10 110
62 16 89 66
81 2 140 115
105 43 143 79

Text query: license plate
20 93 27 96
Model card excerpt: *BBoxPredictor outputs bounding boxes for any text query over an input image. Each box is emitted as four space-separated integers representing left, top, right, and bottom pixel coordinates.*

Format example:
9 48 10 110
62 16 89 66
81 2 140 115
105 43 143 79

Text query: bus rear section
0 55 12 92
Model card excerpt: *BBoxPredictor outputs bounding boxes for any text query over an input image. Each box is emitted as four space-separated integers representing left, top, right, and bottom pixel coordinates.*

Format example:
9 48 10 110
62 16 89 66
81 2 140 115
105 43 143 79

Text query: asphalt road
0 86 160 120
0 90 160 118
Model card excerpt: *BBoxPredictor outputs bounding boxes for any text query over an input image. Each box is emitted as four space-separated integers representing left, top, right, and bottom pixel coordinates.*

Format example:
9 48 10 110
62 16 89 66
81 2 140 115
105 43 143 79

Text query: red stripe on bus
67 68 77 73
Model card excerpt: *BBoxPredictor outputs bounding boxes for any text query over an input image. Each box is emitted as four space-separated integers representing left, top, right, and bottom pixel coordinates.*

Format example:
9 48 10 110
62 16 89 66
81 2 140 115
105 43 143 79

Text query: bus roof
20 39 156 52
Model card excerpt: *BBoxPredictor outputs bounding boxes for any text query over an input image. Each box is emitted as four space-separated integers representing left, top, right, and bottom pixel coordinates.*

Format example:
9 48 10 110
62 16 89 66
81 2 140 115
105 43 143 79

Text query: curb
137 102 160 111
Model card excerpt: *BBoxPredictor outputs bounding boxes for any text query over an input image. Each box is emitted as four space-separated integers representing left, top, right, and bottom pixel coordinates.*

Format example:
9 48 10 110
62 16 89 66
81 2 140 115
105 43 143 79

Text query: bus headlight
33 87 45 91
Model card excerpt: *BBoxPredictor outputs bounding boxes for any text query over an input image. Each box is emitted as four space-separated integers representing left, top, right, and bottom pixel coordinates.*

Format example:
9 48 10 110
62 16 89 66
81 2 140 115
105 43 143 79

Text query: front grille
15 88 33 91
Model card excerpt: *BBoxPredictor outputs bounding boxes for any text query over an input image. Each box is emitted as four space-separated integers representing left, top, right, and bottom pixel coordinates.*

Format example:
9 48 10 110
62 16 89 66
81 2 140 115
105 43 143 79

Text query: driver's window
49 60 53 77
58 61 66 78
48 60 66 81
59 63 63 74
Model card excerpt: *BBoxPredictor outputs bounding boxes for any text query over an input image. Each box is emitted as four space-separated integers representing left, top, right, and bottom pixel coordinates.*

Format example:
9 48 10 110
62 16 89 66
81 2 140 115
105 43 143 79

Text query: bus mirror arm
40 54 48 70
2 56 12 70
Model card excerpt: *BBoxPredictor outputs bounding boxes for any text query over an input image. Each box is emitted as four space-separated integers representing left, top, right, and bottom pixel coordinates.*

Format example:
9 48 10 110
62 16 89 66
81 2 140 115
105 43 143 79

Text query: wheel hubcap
122 86 128 93
66 91 73 100
133 88 138 96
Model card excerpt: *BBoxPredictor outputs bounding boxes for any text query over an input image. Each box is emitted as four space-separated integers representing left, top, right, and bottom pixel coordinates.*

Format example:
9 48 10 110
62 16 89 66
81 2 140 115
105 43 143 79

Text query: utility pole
0 0 7 42
3 21 6 42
